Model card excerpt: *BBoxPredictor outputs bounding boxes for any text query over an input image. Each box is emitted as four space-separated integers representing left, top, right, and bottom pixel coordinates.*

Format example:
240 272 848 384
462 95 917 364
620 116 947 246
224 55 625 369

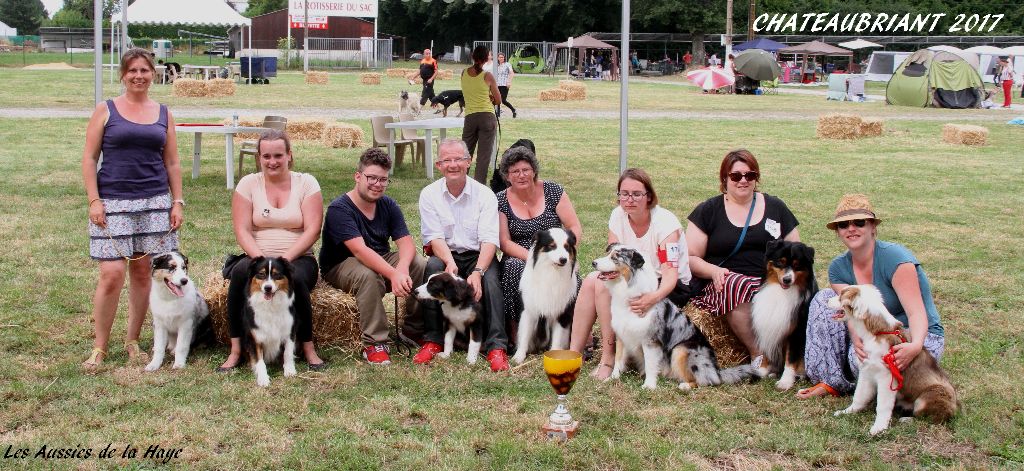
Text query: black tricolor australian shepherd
145 251 213 371
511 227 578 365
594 244 760 390
243 257 299 387
415 273 483 364
750 240 818 390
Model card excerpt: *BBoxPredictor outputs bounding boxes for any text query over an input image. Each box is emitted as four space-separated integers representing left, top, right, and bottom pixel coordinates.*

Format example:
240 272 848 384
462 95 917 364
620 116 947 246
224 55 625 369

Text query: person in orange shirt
414 48 439 107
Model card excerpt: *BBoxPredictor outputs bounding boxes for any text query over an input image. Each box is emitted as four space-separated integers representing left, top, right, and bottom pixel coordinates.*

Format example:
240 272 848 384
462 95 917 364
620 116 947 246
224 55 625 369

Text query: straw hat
826 194 882 230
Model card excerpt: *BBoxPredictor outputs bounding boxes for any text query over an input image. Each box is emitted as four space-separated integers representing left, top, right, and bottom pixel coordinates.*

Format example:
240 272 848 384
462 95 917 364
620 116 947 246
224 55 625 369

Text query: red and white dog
829 285 957 435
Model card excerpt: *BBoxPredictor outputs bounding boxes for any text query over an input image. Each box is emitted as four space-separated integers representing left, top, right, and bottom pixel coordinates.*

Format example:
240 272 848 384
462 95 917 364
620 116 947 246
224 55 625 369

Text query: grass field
0 67 1022 469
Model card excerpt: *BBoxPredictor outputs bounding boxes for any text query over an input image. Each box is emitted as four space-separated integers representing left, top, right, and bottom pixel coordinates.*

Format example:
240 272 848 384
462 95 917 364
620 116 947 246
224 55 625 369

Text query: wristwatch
472 267 485 275
173 199 186 207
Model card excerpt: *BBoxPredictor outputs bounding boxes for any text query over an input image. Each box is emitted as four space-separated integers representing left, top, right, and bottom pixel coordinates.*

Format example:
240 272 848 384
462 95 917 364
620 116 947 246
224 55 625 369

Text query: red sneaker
488 349 510 372
413 342 443 365
362 344 391 365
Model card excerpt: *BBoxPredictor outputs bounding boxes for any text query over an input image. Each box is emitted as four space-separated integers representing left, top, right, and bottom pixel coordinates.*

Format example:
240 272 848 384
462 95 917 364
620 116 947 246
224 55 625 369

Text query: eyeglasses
617 191 649 201
836 219 867 230
727 171 759 182
508 168 533 177
360 173 390 186
437 158 468 166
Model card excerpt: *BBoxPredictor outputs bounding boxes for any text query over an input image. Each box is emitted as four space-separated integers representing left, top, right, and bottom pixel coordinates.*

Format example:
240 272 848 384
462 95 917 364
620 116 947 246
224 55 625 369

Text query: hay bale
684 304 748 367
320 122 365 148
205 78 236 97
816 113 863 139
286 118 327 141
305 71 329 85
385 68 408 78
858 118 884 137
942 123 988 146
436 69 453 80
172 78 208 97
223 117 264 140
360 73 381 85
200 269 364 347
539 89 569 101
558 80 587 100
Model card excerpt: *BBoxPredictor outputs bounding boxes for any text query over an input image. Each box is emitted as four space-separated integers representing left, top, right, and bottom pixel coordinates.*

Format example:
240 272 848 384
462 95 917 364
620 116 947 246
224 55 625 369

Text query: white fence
304 37 393 70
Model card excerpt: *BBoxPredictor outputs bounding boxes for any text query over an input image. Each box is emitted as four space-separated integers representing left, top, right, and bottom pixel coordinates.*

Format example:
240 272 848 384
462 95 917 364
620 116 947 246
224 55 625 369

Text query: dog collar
874 329 907 344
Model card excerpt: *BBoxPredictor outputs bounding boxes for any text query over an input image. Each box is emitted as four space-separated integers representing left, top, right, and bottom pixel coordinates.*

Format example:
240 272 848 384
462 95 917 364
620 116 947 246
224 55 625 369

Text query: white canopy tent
964 45 1007 83
96 0 252 102
838 39 882 50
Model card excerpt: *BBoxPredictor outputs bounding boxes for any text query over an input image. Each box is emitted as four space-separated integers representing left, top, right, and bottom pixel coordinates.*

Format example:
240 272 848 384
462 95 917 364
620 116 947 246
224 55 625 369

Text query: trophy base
542 421 580 442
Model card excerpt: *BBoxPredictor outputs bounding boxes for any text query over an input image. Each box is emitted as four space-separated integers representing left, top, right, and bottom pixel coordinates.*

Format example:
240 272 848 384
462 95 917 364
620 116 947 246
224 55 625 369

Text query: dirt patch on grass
22 63 79 70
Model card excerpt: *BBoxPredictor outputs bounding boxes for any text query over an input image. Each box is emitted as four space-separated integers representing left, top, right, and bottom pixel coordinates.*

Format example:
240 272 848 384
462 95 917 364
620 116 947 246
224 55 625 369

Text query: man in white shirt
414 139 509 371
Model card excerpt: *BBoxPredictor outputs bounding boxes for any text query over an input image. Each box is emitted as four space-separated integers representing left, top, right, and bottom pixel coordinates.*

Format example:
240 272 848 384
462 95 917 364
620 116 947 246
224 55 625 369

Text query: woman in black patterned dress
496 145 582 332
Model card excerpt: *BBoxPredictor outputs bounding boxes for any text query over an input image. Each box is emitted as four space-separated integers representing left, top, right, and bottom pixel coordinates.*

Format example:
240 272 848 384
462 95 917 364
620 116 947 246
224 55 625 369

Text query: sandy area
22 62 79 70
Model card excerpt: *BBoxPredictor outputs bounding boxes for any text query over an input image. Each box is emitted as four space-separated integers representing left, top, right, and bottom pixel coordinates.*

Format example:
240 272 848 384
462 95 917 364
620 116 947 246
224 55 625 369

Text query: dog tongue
165 279 184 297
263 292 273 301
597 271 618 281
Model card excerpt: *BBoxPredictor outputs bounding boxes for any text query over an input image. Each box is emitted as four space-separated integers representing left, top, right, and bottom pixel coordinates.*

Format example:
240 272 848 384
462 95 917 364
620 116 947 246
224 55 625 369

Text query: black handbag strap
718 192 757 267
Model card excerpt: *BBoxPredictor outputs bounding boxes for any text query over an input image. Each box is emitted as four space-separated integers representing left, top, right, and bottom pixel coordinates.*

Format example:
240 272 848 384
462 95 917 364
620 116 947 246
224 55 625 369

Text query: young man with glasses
319 148 426 365
414 139 510 371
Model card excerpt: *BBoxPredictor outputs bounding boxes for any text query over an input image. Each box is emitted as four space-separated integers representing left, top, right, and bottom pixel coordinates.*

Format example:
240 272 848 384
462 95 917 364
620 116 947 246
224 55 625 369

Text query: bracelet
172 199 186 207
88 198 101 206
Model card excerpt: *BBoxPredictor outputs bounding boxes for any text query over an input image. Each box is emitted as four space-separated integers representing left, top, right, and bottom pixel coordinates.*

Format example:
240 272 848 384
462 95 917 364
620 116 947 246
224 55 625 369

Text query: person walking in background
998 56 1015 108
80 48 184 372
683 51 693 69
493 52 517 119
461 45 501 184
412 48 439 107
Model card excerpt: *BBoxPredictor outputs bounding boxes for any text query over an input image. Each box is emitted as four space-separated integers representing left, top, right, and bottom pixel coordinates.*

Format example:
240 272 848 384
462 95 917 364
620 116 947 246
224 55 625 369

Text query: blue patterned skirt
88 192 179 261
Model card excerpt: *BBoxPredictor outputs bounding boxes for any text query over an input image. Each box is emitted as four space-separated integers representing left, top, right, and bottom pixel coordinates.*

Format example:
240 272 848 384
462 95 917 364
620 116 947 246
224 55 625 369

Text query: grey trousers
462 111 497 184
421 251 507 353
323 252 427 346
804 288 946 395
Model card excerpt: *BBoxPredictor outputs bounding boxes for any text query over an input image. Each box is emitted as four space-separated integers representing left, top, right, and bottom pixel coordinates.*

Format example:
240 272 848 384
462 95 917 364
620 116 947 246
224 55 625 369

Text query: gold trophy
541 350 582 441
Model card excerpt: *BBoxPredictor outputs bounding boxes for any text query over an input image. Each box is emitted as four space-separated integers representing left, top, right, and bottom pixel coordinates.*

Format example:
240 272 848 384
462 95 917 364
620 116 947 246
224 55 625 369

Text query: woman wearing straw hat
796 194 946 399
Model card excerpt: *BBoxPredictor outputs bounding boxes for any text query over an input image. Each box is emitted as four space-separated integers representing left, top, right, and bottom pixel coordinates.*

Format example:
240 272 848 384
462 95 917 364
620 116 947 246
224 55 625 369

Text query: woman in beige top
218 129 325 371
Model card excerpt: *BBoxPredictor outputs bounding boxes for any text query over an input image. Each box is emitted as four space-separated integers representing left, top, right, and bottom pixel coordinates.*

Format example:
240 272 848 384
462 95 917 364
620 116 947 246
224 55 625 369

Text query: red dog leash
875 330 908 391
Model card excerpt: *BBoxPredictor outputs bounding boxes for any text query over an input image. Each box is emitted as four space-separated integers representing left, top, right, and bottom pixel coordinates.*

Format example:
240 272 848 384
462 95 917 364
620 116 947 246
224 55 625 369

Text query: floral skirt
88 192 178 261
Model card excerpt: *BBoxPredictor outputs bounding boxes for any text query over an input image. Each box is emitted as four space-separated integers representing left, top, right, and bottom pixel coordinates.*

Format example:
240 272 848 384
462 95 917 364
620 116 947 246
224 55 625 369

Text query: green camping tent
886 50 984 108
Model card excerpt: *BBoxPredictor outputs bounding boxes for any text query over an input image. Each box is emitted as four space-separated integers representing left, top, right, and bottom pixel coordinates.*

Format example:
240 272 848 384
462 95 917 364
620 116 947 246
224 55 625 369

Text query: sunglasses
836 219 867 230
727 171 759 182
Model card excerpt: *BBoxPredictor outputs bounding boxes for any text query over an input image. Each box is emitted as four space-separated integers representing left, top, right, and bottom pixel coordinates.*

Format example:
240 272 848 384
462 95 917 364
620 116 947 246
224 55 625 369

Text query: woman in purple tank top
80 48 184 372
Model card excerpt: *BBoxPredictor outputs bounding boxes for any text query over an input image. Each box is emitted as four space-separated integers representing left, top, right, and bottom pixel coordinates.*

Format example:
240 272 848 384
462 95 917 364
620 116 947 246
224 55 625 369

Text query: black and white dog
415 273 483 364
511 227 578 364
750 240 817 390
145 251 212 371
429 90 465 117
594 244 760 390
242 257 299 387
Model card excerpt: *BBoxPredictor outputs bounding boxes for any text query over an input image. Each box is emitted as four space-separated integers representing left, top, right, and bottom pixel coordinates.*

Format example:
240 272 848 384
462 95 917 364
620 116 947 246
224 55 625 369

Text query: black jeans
421 251 507 353
496 86 516 116
226 255 318 342
419 80 436 106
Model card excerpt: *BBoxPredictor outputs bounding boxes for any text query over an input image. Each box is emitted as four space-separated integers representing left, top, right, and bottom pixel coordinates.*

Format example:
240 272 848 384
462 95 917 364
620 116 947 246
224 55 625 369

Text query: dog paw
283 366 297 377
642 382 658 390
466 355 477 365
869 424 889 436
775 378 795 390
437 351 451 359
511 353 526 365
256 375 271 387
171 361 186 370
756 367 770 378
834 409 850 417
677 382 693 391
143 361 161 372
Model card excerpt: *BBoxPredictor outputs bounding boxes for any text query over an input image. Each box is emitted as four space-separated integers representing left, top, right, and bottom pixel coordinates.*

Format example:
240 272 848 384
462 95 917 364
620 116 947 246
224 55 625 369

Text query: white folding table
384 117 465 179
175 124 267 189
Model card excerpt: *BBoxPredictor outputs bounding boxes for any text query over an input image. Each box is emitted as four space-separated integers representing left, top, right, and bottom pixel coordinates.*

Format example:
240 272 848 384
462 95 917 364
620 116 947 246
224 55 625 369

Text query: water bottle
232 112 239 127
